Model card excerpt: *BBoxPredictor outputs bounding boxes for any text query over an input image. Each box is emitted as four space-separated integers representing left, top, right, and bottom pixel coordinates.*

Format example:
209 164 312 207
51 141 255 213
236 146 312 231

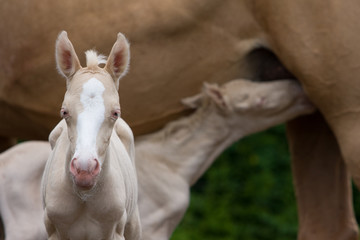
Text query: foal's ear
181 93 203 109
105 33 130 88
203 82 229 110
55 31 81 79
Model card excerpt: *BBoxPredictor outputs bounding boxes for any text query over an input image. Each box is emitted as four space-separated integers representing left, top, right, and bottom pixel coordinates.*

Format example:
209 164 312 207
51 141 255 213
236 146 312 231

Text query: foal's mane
85 50 107 68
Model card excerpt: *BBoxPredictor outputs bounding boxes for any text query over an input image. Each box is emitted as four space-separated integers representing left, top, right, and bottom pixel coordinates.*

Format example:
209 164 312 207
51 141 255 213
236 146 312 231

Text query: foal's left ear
105 33 130 89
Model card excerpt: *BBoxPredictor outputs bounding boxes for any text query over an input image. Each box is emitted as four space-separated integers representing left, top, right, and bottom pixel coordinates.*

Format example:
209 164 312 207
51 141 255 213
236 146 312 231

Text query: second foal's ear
203 82 229 110
105 33 130 89
55 31 81 79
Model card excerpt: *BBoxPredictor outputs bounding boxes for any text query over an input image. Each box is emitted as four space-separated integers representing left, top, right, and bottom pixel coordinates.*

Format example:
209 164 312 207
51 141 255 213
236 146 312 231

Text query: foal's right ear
55 31 81 79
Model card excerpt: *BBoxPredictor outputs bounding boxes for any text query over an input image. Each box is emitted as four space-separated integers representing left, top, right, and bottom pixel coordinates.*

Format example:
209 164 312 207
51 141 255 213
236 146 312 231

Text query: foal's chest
51 198 126 239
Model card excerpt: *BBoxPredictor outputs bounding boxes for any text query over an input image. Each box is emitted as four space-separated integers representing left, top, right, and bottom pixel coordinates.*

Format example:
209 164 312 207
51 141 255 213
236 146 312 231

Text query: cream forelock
85 50 107 68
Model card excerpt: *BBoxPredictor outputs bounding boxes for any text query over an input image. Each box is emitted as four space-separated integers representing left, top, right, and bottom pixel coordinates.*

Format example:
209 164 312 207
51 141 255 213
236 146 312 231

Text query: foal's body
0 141 49 240
136 79 314 239
41 32 141 240
43 120 139 240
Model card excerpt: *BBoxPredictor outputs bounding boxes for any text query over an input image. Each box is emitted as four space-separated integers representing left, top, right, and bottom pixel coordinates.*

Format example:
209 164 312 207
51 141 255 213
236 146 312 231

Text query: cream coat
1 79 313 240
2 3 360 238
41 32 141 240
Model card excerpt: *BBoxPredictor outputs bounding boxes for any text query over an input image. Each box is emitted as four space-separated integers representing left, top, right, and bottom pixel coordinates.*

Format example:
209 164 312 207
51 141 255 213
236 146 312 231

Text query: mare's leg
286 112 358 240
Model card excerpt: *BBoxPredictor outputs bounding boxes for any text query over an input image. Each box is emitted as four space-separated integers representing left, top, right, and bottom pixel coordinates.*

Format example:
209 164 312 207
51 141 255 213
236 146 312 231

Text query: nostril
70 158 78 175
92 159 100 176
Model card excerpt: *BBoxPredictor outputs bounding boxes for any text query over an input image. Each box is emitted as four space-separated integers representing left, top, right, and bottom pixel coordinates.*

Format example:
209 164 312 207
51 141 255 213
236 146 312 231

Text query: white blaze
74 77 105 169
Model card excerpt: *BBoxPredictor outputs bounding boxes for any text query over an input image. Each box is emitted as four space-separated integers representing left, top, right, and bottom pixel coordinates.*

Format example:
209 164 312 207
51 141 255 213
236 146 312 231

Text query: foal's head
55 31 130 190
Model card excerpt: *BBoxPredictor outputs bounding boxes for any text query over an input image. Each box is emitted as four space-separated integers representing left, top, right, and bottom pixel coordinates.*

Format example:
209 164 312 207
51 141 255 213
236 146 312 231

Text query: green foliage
172 124 360 240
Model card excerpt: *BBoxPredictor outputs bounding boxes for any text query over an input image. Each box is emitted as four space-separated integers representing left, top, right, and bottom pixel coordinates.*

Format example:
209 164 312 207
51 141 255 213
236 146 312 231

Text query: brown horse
1 0 359 239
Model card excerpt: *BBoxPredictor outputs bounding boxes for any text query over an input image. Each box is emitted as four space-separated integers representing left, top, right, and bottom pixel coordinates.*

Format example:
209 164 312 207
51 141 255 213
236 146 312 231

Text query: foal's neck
177 107 246 185
138 104 246 186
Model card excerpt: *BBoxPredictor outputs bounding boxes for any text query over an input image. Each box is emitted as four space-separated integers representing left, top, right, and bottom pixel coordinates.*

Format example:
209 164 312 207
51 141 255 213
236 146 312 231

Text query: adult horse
1 0 358 239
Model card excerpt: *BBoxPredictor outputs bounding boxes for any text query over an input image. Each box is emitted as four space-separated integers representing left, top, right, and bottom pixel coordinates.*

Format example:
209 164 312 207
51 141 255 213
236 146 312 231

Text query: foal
41 31 141 240
136 79 315 240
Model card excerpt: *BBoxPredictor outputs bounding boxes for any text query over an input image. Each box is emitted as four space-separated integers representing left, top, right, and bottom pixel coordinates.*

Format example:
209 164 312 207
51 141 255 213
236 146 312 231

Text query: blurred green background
171 124 360 240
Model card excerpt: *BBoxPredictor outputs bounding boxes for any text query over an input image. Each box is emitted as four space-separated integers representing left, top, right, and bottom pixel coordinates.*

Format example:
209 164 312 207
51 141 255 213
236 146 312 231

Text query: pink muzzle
70 157 100 189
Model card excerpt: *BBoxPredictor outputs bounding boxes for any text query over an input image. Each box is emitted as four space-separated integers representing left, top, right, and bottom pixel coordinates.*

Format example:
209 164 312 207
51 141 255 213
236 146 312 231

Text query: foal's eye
111 109 121 120
60 108 70 119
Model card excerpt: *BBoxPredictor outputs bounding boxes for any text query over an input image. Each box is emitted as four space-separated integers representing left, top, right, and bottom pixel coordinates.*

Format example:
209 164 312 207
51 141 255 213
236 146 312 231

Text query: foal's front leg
44 212 59 240
114 211 128 240
124 208 142 240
